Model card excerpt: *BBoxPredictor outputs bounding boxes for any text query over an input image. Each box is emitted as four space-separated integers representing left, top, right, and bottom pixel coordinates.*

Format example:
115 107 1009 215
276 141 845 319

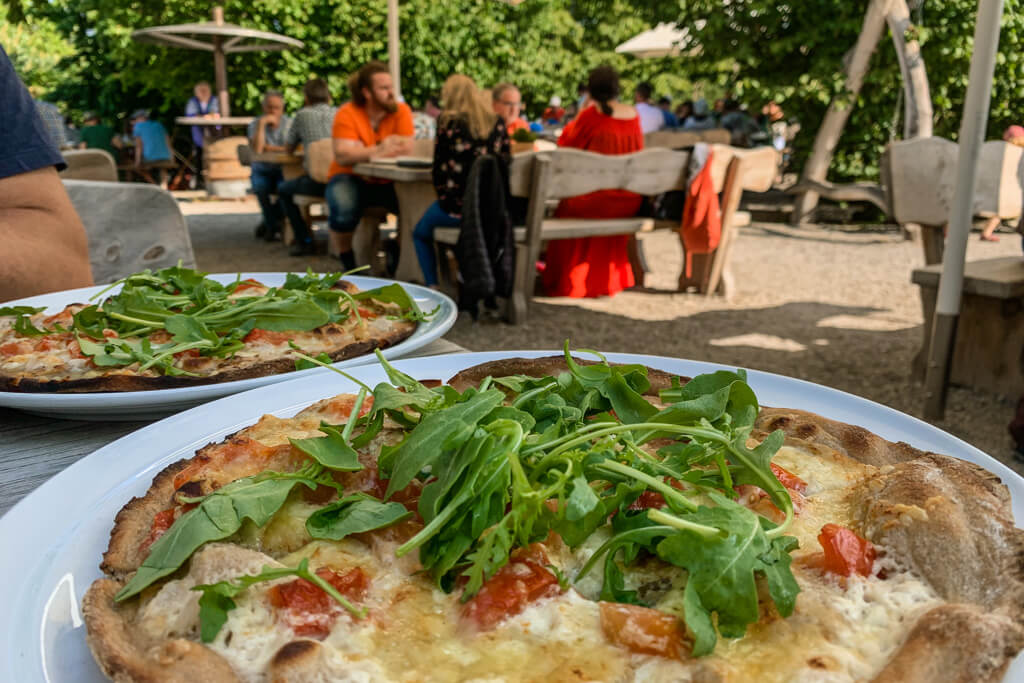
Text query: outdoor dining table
0 338 466 517
352 161 435 283
250 149 304 180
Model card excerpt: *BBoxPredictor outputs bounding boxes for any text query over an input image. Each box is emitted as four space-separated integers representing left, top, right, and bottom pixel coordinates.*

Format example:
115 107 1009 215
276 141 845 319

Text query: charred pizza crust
83 358 1024 683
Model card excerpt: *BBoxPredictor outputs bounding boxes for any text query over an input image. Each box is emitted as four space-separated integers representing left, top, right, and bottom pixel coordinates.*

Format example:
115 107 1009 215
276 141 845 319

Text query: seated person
413 74 510 288
0 46 93 299
492 83 529 135
633 82 664 134
658 96 679 129
541 96 564 125
277 78 337 256
682 98 717 131
78 112 119 159
247 89 291 240
328 61 414 269
130 110 173 184
719 99 760 146
543 65 643 299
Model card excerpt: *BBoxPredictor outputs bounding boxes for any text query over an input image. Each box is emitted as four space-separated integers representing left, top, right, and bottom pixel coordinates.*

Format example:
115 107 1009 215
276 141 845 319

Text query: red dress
542 106 644 298
540 107 643 299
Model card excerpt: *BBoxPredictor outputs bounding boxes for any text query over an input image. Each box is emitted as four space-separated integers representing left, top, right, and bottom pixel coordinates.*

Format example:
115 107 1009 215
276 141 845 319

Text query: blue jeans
413 201 459 286
250 164 284 228
277 174 325 244
325 174 399 234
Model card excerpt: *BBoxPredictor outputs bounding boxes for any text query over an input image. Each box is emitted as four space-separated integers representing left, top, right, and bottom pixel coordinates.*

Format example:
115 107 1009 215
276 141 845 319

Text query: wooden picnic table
353 161 435 282
251 149 304 180
175 116 255 127
0 338 466 517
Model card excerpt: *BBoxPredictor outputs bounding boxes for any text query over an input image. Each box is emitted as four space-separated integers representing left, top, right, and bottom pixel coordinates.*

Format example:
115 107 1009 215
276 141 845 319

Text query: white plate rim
0 273 457 416
1 350 1021 681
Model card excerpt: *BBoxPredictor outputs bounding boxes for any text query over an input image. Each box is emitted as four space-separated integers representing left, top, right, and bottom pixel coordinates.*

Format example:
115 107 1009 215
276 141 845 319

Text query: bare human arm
0 166 93 301
134 136 143 166
252 117 287 155
332 135 414 167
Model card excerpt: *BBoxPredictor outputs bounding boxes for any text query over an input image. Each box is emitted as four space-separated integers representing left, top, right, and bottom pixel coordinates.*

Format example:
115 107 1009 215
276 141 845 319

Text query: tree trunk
887 2 932 139
790 0 891 224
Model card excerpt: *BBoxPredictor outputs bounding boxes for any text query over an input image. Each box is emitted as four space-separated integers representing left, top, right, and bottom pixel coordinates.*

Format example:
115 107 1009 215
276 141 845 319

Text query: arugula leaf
295 351 331 371
13 315 48 336
115 470 323 601
652 495 799 652
306 495 411 540
193 557 365 642
353 283 436 322
290 424 362 471
380 388 504 497
0 305 45 316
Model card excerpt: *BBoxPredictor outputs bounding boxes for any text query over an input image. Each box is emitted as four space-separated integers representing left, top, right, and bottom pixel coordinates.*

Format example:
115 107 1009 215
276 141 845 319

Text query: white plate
1 351 1021 682
0 273 456 420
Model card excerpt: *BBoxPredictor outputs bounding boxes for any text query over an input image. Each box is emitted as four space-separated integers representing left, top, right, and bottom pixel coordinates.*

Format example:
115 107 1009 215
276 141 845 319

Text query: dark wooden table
0 338 466 517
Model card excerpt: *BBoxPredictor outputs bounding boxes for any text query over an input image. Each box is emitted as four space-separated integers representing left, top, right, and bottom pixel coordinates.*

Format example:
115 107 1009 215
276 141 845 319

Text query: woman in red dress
542 65 644 298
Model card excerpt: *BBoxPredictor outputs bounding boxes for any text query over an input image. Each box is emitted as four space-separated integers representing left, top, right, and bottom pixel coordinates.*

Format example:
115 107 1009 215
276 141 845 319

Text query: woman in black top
413 74 509 287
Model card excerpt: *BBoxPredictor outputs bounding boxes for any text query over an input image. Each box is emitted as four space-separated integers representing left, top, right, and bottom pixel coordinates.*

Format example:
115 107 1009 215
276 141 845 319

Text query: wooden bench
434 145 776 323
644 128 731 149
60 149 118 182
912 256 1024 396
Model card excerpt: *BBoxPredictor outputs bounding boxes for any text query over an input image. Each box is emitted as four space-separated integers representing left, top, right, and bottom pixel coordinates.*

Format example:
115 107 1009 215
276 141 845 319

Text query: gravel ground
185 198 1024 476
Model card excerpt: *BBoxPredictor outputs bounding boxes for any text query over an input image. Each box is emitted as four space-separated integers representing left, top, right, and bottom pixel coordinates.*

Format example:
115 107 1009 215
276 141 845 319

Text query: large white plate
1 351 1021 682
0 273 456 419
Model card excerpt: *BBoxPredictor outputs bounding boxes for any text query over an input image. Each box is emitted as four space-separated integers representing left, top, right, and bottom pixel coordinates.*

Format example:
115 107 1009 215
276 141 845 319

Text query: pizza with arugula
0 267 430 393
82 351 1024 682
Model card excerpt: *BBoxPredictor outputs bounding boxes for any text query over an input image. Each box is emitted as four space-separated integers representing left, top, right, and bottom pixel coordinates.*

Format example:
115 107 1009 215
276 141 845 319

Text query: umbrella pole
923 0 1004 419
212 6 230 116
387 0 401 100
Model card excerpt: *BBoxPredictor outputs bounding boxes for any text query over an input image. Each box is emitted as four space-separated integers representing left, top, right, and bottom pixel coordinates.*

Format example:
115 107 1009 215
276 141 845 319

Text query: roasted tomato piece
818 523 876 577
770 463 807 493
232 278 266 294
356 307 378 319
462 544 561 630
268 567 369 638
243 328 294 345
599 602 687 659
140 508 177 554
628 490 667 511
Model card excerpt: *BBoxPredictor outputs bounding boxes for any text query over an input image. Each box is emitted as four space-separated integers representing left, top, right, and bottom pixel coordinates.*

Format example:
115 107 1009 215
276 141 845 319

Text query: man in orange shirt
327 61 414 269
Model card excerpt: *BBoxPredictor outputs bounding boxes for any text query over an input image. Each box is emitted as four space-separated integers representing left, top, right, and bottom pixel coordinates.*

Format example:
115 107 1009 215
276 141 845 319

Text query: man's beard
375 94 398 114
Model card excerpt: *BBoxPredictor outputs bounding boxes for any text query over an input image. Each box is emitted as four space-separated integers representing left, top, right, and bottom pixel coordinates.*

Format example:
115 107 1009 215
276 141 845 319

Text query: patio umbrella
923 0 1005 419
131 6 304 117
615 23 699 59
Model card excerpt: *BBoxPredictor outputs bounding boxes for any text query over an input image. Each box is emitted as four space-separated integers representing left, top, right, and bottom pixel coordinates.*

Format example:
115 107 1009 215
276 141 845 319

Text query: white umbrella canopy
615 22 699 59
131 6 304 116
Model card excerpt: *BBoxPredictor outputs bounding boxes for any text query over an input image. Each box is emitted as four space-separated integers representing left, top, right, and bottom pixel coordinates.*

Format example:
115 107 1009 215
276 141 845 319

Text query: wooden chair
62 180 196 284
699 128 733 145
645 130 701 149
59 149 118 182
286 139 333 247
887 137 1024 264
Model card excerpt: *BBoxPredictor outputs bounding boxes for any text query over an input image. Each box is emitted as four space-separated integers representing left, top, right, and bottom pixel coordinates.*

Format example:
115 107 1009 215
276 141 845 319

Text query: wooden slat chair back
60 149 118 182
285 138 337 249
62 180 196 284
887 137 1024 264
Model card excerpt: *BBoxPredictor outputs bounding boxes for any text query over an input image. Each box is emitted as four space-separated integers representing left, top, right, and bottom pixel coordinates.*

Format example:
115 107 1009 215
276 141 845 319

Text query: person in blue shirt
658 96 679 129
0 46 93 299
130 109 172 164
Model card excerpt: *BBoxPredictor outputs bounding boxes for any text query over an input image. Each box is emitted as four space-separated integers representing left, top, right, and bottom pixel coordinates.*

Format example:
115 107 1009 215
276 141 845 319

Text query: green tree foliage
659 0 1024 179
13 0 691 127
7 0 1022 181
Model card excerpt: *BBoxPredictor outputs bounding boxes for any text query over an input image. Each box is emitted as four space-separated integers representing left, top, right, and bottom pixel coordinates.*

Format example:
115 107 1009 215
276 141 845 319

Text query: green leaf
381 388 504 497
353 283 433 321
295 351 331 371
306 495 411 540
0 305 45 316
115 472 320 601
565 475 600 522
289 424 362 471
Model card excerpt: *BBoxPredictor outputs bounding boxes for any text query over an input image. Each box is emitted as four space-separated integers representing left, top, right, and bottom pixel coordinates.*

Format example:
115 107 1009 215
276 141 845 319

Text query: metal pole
387 0 401 101
212 6 230 116
923 0 1004 419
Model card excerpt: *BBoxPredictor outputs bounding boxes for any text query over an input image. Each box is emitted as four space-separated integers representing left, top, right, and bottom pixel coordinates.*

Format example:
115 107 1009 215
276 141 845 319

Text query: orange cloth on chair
542 106 644 298
679 149 721 278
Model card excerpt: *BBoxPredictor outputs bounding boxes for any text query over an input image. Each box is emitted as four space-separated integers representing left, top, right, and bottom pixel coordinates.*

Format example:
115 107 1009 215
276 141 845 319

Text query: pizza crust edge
0 322 415 393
